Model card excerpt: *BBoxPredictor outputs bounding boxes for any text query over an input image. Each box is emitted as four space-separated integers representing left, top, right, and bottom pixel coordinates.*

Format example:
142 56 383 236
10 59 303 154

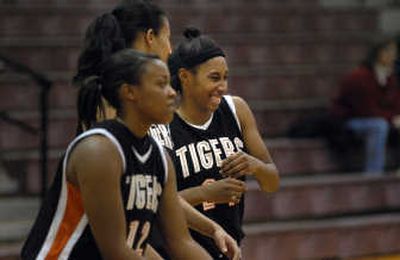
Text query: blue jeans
346 118 389 174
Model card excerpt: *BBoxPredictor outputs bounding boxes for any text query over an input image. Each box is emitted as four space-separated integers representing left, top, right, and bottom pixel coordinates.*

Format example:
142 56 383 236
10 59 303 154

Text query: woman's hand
220 151 260 178
212 225 241 260
202 178 247 204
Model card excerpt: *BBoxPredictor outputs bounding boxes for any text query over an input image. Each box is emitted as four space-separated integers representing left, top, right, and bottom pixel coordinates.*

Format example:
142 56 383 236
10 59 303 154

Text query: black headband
181 47 225 69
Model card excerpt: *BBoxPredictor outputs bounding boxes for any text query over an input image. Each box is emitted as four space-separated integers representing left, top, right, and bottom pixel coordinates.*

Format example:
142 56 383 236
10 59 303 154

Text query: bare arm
179 197 241 260
68 136 143 260
220 96 280 193
157 152 211 260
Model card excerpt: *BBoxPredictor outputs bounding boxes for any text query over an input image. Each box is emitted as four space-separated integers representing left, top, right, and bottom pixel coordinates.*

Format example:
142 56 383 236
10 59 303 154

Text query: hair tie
83 75 103 92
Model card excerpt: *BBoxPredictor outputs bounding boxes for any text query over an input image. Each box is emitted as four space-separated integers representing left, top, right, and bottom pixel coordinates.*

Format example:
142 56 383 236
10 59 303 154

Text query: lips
210 95 222 105
167 101 176 111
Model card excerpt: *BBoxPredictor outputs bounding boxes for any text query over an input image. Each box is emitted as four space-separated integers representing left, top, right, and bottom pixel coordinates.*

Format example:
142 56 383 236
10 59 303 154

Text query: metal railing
0 54 52 200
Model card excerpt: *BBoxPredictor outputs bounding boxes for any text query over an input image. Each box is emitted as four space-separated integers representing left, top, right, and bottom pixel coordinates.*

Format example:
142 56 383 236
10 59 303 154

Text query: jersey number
126 220 151 255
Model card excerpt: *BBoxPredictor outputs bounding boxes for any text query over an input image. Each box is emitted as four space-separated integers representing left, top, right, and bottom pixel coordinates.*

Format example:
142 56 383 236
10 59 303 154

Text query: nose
167 84 177 98
167 42 172 56
218 80 228 94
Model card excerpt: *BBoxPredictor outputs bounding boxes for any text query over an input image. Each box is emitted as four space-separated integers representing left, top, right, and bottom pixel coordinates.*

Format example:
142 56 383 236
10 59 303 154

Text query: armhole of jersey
153 138 168 184
36 129 126 259
63 128 127 177
224 95 242 132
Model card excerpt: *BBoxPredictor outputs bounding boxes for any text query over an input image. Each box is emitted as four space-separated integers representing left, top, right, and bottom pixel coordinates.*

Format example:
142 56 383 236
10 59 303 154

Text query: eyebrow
157 74 169 80
208 70 228 75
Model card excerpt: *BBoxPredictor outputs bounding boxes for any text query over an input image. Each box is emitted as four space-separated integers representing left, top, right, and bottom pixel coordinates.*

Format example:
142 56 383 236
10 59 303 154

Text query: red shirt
331 66 400 122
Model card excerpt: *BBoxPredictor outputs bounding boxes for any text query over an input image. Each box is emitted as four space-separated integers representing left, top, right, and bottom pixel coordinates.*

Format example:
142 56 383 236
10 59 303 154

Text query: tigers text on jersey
151 95 246 258
21 120 167 259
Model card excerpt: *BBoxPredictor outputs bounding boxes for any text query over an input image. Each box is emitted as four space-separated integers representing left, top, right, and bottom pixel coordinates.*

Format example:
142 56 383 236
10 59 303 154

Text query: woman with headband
151 27 280 259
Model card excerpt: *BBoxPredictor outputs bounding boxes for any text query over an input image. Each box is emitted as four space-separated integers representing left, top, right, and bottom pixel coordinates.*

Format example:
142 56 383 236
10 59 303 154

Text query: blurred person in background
330 36 400 174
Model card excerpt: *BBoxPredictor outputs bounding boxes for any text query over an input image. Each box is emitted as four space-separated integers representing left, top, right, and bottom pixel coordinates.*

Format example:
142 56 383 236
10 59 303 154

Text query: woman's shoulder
223 95 252 132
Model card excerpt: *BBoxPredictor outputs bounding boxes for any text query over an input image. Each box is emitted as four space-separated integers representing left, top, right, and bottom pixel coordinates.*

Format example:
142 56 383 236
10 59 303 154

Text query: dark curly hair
73 0 166 85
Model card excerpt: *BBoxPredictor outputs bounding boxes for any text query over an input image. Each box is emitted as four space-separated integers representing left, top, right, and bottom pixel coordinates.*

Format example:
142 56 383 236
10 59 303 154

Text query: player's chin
208 97 222 110
157 112 174 125
208 103 220 112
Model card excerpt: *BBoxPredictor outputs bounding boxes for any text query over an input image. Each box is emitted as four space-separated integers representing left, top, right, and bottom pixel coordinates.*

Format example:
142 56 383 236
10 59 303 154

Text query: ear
178 68 192 89
144 28 155 46
120 83 138 102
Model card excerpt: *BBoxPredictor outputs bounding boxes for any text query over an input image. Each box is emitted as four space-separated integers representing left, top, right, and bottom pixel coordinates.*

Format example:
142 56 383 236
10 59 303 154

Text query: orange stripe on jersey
45 183 84 259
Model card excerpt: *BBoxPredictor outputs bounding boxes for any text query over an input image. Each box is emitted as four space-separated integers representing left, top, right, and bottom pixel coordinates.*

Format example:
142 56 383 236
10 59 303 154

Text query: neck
132 38 149 55
177 100 213 125
117 113 150 138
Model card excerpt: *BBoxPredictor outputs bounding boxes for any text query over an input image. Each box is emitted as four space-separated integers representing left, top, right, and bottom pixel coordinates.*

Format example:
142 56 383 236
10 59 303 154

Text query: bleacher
0 0 399 259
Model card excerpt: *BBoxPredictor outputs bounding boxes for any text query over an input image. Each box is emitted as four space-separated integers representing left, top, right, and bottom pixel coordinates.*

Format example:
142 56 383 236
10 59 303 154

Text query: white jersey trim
36 129 126 259
36 163 69 259
224 95 242 132
64 128 127 174
182 113 214 130
59 215 88 259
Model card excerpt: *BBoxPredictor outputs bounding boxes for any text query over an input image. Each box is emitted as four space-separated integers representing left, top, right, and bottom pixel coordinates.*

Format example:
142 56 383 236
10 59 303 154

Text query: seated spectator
330 36 399 175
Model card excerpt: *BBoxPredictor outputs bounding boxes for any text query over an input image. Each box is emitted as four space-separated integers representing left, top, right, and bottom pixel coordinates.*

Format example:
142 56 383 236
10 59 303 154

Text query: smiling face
134 59 177 125
183 56 228 113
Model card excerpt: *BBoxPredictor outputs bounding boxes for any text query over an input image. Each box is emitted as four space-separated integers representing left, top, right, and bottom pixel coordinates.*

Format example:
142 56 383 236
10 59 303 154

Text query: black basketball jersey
150 95 246 258
21 120 167 259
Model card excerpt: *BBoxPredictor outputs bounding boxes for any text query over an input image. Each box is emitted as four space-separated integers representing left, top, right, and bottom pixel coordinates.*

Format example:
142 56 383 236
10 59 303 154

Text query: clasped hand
220 151 257 178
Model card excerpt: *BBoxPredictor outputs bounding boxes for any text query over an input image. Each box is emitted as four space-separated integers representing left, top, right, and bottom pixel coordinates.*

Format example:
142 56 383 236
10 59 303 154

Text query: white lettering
188 143 201 173
135 176 146 209
234 137 244 151
174 136 244 178
126 176 136 210
176 146 190 178
145 176 153 211
197 141 213 169
209 139 223 167
126 174 162 213
148 125 173 149
220 137 236 157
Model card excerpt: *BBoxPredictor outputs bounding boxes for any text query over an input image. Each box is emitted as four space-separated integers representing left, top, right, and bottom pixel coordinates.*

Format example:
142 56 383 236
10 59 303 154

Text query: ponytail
76 76 104 135
73 0 167 133
76 49 160 134
73 1 166 85
73 13 126 85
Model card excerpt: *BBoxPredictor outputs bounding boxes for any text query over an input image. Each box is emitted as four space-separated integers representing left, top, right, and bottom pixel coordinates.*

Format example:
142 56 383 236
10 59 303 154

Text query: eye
209 74 221 82
157 80 167 88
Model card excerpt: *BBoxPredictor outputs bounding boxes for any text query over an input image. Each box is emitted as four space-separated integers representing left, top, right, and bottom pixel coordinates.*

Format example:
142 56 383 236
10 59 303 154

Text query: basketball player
21 50 214 259
150 27 280 259
72 1 240 259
